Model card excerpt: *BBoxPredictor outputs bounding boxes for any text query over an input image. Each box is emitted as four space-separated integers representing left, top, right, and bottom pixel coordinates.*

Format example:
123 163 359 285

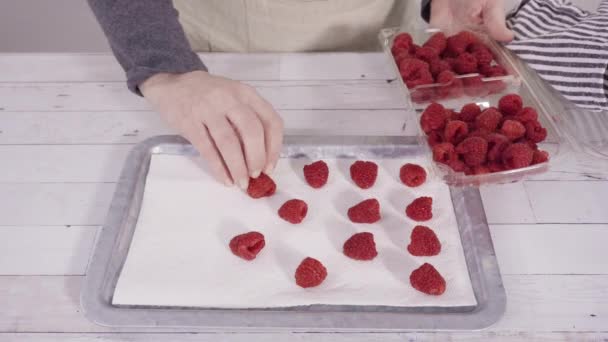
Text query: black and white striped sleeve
507 0 608 111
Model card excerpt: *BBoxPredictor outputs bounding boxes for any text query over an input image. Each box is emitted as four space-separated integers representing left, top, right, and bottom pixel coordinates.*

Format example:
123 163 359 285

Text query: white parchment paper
112 155 476 308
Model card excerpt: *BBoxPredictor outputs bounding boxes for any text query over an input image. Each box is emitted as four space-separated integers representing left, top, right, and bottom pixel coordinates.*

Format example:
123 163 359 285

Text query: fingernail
238 179 249 190
251 169 261 178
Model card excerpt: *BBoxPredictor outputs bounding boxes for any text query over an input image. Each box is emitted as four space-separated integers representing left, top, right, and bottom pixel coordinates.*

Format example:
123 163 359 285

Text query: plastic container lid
378 26 607 186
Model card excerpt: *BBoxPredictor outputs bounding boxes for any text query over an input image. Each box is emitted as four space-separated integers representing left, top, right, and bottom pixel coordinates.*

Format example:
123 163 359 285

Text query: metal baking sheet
81 135 506 331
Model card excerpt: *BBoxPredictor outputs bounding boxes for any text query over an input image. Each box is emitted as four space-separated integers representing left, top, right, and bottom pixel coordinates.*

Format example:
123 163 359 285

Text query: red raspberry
393 50 413 66
500 119 527 141
407 225 441 256
532 150 550 164
460 103 482 122
486 133 511 161
295 257 327 288
470 165 491 175
400 163 427 187
502 143 534 169
446 109 460 121
410 263 446 295
420 102 448 133
423 32 448 55
448 158 468 173
229 231 265 261
482 65 508 77
435 70 458 98
343 232 378 261
415 46 439 64
444 120 469 144
476 107 503 131
432 142 456 165
247 173 276 198
468 42 492 54
456 137 488 166
515 107 538 123
498 94 523 116
516 138 539 150
303 160 329 189
454 52 478 74
350 161 378 189
488 161 506 172
471 46 494 66
463 76 489 97
406 196 433 222
399 59 433 89
447 31 479 55
427 130 444 147
278 199 308 224
393 32 414 52
429 59 452 77
525 120 548 143
348 198 381 224
468 128 492 140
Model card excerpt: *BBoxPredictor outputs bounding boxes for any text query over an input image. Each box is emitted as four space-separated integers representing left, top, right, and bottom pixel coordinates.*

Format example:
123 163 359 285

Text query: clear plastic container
379 27 570 186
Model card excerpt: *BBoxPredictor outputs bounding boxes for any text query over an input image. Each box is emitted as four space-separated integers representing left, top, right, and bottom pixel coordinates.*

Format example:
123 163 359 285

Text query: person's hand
140 70 284 189
429 0 514 42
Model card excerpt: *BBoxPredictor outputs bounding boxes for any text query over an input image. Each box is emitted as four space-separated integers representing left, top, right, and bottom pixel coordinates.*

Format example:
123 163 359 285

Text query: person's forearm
87 0 207 95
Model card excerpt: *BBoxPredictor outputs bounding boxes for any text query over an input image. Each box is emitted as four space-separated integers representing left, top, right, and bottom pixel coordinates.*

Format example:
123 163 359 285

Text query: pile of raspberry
391 31 508 102
421 93 549 175
229 160 448 296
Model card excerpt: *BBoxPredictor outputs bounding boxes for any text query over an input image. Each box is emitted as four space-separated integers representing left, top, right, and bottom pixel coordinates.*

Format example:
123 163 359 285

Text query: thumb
482 2 515 42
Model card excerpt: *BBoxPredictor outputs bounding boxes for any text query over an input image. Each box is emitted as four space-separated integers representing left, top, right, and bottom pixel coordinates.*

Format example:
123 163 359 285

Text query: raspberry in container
379 27 522 110
379 27 571 186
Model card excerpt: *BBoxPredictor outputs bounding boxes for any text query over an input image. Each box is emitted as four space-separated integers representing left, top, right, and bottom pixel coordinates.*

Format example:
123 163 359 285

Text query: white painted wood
0 109 412 145
0 183 114 226
1 332 606 342
480 183 536 224
0 226 97 275
2 224 607 276
0 145 130 183
0 81 407 112
491 224 608 275
279 53 393 80
526 181 608 223
1 275 606 332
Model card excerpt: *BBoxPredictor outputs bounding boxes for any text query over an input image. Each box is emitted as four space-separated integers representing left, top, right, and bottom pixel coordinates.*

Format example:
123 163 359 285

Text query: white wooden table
0 53 607 342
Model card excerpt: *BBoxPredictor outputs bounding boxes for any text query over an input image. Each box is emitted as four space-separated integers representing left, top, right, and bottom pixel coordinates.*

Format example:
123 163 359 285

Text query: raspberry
488 161 506 172
406 196 433 221
423 32 448 55
400 163 427 187
447 31 479 55
486 133 511 161
415 46 440 64
432 142 456 165
498 94 523 116
471 46 494 66
460 103 482 121
476 107 503 131
468 42 492 54
407 225 441 256
278 199 308 224
303 160 329 189
525 120 548 143
482 65 508 77
229 231 265 261
427 130 444 147
295 257 327 288
399 58 433 88
343 232 378 261
435 70 458 98
468 128 492 140
515 107 538 123
247 173 276 198
393 50 413 66
449 158 468 173
500 119 527 141
429 59 452 77
420 102 448 133
444 120 469 144
454 52 478 74
350 161 378 189
393 32 414 52
456 137 488 166
410 263 446 295
470 165 491 175
502 143 534 169
348 198 381 223
532 149 550 164
463 76 489 97
516 138 539 150
446 109 460 121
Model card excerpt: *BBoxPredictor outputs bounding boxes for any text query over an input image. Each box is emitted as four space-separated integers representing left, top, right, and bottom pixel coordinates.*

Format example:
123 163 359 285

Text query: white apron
172 0 422 52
